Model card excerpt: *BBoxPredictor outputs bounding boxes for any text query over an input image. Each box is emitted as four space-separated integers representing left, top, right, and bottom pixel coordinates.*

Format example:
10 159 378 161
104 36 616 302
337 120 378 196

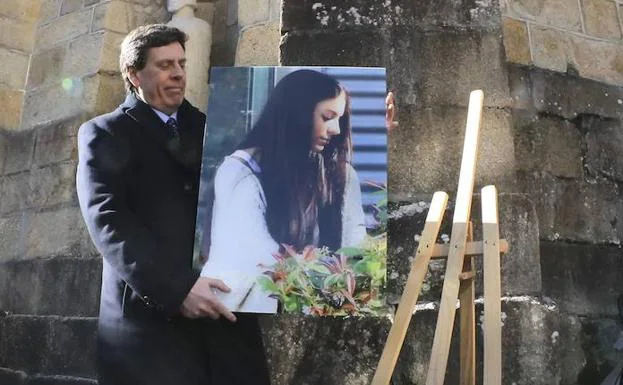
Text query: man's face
129 42 186 114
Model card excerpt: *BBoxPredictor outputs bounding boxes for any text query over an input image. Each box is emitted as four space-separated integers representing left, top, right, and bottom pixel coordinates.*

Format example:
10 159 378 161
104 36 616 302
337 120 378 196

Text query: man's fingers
385 91 394 105
213 301 237 322
199 303 220 319
208 279 231 293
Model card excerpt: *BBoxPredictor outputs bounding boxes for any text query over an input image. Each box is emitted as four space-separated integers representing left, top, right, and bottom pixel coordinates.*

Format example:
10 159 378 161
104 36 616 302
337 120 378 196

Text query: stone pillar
167 0 212 113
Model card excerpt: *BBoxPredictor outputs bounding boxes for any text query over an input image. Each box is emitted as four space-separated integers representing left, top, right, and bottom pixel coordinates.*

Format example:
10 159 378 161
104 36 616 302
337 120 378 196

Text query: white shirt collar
152 108 178 124
133 92 178 123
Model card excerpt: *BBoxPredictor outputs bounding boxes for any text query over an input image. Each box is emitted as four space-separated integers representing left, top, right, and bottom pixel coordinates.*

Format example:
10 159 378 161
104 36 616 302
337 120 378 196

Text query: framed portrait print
193 66 388 316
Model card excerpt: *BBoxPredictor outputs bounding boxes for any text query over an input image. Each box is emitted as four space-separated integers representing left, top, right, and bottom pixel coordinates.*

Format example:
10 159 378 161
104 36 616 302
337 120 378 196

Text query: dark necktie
165 117 180 139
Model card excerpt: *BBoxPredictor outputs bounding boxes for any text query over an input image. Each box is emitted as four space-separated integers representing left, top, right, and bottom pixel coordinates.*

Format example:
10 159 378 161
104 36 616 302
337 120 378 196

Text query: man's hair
119 24 187 93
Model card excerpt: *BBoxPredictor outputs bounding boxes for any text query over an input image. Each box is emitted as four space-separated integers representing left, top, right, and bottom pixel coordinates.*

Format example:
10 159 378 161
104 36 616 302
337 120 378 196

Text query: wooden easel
372 90 508 385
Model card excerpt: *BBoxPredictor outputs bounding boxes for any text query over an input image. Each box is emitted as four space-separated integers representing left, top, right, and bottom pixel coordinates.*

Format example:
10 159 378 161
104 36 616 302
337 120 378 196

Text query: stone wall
1 0 623 384
502 0 623 86
22 0 169 130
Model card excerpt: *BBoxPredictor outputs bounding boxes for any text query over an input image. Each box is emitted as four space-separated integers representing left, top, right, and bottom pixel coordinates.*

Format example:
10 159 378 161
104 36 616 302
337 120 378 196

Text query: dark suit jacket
76 93 206 378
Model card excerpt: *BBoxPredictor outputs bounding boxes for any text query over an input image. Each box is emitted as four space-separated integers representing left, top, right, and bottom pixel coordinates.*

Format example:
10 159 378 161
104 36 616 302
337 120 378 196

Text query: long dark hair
238 69 353 251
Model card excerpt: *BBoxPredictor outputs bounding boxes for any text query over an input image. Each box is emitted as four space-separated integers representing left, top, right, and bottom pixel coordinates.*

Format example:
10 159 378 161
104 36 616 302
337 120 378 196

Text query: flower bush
256 182 388 316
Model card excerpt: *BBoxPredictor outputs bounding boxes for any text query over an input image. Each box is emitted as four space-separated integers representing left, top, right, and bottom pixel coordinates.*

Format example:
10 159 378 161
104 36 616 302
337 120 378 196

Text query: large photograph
193 66 388 316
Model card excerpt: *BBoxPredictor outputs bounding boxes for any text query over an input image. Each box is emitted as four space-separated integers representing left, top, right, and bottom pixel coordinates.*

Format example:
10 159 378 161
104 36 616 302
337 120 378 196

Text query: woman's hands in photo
181 277 237 322
386 91 398 132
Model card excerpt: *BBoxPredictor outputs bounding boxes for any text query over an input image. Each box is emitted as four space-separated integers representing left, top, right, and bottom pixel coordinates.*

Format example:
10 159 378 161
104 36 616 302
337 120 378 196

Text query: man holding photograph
76 24 270 385
77 22 397 385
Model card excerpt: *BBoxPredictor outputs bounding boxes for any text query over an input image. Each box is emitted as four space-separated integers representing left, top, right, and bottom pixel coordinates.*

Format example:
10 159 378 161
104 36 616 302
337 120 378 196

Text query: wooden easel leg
459 222 475 385
426 90 484 385
482 185 502 385
371 191 449 385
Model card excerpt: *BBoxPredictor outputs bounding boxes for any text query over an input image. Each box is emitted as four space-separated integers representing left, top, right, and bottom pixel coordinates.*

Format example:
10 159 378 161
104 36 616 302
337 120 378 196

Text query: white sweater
200 150 366 313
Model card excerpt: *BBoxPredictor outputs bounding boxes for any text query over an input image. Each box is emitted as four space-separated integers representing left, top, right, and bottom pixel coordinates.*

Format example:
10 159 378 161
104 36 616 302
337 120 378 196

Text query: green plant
256 182 389 316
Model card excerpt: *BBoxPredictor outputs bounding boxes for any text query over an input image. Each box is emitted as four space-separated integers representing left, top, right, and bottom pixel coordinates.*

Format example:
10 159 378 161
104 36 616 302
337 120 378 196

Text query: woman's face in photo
310 90 346 153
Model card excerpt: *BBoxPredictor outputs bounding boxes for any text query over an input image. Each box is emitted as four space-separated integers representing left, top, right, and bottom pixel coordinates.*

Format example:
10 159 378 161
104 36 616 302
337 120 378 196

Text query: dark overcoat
76 93 270 385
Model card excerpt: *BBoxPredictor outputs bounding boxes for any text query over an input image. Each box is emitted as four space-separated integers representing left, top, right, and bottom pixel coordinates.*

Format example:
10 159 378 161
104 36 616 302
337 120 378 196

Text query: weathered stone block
34 9 92 51
282 0 501 32
0 315 97 378
569 34 623 86
503 17 531 65
510 64 623 120
0 163 76 214
60 0 83 16
281 29 384 67
501 0 582 31
529 24 569 73
235 22 280 66
93 74 125 116
92 0 161 34
271 298 585 385
100 31 125 73
388 106 516 196
0 89 24 130
238 0 270 27
541 242 623 317
26 44 67 89
0 213 27 262
30 163 78 208
261 315 390 385
283 28 510 108
0 49 29 90
0 172 30 214
2 129 34 175
585 117 623 182
33 117 81 167
409 29 511 108
582 0 621 40
0 0 40 23
0 257 101 316
22 74 101 129
64 32 104 77
518 171 623 244
393 298 584 384
25 207 93 259
387 193 540 304
577 317 623 383
514 116 583 178
39 0 62 25
0 16 36 53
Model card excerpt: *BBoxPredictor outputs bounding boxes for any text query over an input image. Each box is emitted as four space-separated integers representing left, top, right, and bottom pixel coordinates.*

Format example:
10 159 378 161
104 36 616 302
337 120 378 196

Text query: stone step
0 315 97 379
387 193 541 305
1 298 613 385
261 296 588 385
0 257 101 317
0 368 96 385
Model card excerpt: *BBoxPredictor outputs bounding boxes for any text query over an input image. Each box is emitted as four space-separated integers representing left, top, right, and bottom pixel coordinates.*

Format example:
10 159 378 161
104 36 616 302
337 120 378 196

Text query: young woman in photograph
201 69 394 313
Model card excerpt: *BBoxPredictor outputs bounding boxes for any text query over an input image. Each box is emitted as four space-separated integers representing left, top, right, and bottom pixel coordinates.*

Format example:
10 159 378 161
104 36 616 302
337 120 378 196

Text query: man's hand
386 91 398 132
181 277 237 322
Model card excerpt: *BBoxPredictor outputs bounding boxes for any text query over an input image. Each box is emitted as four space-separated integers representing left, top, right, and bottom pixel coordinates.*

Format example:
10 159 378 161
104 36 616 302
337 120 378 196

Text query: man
76 24 271 385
